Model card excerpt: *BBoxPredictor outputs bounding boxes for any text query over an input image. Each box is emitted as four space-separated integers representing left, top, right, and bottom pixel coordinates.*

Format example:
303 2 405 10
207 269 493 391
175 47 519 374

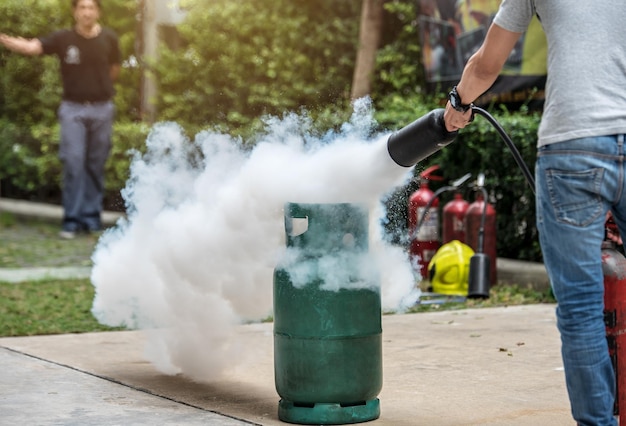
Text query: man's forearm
443 23 523 132
454 54 502 105
0 34 43 56
454 24 523 105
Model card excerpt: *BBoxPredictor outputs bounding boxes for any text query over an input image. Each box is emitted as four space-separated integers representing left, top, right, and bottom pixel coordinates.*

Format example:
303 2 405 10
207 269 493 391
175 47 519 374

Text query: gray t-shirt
494 0 626 147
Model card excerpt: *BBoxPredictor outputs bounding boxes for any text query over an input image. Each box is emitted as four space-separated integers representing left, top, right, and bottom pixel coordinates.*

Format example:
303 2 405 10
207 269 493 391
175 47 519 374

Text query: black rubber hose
471 106 536 194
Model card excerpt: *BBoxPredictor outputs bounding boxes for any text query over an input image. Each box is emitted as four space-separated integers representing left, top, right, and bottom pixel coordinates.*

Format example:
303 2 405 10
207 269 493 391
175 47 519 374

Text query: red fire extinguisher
443 191 469 244
408 165 443 278
603 213 626 419
464 175 497 285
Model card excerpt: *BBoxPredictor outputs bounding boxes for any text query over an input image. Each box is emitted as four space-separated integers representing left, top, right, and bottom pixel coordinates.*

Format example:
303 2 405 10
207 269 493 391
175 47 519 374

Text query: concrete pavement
0 197 124 227
0 304 574 426
0 266 92 283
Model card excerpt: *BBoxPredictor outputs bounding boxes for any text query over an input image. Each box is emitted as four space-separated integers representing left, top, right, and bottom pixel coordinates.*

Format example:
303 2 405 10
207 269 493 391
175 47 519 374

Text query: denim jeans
58 100 114 232
536 134 626 426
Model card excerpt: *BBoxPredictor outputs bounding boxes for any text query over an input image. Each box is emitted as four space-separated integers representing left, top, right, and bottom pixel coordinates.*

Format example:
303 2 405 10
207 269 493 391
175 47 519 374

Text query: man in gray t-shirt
444 1 626 425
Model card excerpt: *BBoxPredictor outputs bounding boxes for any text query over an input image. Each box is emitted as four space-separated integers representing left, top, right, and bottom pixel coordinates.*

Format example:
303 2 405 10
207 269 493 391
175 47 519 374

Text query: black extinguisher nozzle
468 253 491 299
387 109 458 167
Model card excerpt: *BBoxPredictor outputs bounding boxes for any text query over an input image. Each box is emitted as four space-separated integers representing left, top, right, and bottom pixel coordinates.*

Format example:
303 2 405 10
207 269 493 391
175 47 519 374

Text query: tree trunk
350 0 384 100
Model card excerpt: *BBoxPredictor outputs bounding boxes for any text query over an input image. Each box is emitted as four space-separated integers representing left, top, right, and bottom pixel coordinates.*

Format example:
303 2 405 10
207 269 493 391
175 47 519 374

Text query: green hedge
153 0 360 131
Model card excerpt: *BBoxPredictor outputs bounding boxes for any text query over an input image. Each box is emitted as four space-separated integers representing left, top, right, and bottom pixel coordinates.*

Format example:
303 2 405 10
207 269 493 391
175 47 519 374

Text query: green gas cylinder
273 202 382 425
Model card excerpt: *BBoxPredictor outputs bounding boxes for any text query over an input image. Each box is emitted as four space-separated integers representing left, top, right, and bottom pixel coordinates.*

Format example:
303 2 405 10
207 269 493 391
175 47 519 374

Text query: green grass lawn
406 284 555 314
0 212 123 337
0 276 553 338
0 212 98 268
0 278 126 337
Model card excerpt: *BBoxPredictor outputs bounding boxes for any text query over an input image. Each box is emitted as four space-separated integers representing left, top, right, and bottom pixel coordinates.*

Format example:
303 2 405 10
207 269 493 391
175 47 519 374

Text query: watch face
449 87 467 112
450 93 459 108
449 90 461 109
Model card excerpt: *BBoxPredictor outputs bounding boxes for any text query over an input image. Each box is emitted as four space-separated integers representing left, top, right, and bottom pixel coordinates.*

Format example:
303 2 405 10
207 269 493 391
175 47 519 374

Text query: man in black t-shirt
0 0 121 239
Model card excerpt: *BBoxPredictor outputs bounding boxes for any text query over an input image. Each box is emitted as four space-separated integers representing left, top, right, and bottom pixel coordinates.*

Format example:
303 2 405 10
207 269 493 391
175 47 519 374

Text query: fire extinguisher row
407 165 497 285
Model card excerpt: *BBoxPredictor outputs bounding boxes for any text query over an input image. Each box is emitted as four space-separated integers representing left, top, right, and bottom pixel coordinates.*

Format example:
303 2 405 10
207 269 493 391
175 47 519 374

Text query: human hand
0 34 19 50
0 34 42 56
443 101 473 132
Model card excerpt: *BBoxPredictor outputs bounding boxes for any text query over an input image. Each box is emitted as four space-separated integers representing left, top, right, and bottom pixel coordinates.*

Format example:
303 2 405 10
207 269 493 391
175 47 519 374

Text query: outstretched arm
444 23 523 132
0 34 43 56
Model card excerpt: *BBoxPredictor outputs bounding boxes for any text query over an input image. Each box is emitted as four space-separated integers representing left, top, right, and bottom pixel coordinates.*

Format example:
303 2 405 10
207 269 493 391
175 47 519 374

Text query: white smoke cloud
91 98 420 381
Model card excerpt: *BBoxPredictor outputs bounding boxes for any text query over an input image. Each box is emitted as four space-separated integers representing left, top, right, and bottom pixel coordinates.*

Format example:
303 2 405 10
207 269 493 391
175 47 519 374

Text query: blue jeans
536 134 626 426
58 100 114 232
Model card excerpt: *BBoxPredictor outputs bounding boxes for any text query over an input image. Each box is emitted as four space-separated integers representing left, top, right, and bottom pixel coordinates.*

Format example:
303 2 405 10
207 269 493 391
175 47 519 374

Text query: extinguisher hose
462 106 536 254
471 106 536 195
476 186 488 254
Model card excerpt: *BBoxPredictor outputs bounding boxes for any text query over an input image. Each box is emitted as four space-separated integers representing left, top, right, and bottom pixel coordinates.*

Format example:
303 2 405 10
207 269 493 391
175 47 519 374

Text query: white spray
91 98 420 381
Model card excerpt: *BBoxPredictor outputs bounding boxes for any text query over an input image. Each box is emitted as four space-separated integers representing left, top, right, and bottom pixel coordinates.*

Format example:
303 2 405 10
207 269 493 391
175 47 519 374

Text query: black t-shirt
39 27 121 103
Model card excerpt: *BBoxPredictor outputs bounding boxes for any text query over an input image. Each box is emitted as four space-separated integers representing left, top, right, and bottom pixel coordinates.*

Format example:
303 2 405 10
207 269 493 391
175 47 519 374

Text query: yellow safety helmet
428 240 475 296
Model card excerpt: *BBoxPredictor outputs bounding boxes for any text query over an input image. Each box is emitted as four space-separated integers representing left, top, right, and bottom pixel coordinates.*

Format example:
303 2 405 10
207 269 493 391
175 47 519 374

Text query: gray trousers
57 100 114 232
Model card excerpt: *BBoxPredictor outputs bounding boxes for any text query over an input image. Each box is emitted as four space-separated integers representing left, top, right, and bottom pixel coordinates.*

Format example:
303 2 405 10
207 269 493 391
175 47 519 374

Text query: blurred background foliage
0 0 543 261
154 0 360 130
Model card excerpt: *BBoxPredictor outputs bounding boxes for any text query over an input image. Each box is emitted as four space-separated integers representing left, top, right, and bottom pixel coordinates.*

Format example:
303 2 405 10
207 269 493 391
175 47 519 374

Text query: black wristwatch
448 86 471 112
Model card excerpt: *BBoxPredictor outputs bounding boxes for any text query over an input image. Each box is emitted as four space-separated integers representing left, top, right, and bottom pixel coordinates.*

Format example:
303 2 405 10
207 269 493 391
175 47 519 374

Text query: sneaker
58 230 77 240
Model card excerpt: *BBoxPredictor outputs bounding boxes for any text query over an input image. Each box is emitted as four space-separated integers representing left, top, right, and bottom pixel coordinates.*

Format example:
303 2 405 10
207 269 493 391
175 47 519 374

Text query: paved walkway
0 266 91 283
0 197 124 226
0 304 575 425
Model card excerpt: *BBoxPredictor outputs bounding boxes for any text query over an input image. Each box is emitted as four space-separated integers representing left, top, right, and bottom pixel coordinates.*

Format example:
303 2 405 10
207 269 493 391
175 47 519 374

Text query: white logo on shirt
65 46 81 65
